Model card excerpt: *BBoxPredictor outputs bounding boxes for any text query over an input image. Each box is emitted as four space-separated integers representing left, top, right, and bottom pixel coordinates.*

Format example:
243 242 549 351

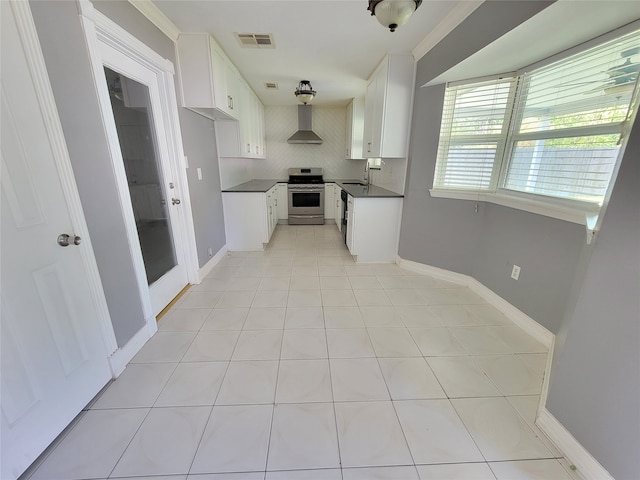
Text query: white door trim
9 1 118 358
79 1 199 326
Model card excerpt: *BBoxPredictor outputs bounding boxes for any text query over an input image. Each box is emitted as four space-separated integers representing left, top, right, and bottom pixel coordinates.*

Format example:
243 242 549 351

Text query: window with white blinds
434 78 516 190
433 28 639 212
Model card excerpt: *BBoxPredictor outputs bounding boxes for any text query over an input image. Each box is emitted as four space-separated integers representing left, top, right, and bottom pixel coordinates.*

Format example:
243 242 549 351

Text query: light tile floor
26 224 579 480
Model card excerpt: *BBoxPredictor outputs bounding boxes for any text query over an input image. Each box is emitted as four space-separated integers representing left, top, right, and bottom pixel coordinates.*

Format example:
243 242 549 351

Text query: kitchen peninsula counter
222 179 285 192
331 180 403 198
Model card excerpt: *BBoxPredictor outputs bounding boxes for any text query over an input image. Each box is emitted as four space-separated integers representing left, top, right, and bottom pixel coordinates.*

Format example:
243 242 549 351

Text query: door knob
57 234 81 247
171 198 181 205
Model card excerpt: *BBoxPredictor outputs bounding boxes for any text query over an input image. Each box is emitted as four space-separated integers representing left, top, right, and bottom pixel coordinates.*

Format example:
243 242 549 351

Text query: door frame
5 1 119 361
79 2 199 324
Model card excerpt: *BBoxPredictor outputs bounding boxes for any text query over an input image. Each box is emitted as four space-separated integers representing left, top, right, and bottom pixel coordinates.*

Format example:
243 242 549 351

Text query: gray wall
92 0 226 267
546 118 640 480
178 110 226 266
401 83 484 274
400 0 582 333
472 205 584 332
30 0 146 346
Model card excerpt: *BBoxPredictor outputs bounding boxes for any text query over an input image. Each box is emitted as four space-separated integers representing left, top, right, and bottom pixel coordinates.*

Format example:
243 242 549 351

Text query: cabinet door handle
367 142 372 153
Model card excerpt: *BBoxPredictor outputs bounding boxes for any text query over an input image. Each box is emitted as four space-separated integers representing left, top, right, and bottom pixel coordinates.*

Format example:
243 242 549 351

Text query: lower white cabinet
346 196 403 263
346 195 355 251
334 187 342 229
276 183 288 221
324 183 335 220
266 186 277 239
222 186 278 250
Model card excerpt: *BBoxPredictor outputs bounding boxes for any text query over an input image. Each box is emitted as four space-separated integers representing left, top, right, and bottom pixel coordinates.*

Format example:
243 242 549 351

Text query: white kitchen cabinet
222 187 278 250
346 196 404 263
346 195 355 251
176 33 237 120
266 186 278 239
345 97 365 159
177 33 266 159
216 80 266 159
334 186 342 229
324 183 335 220
363 54 415 158
276 183 288 221
250 94 266 157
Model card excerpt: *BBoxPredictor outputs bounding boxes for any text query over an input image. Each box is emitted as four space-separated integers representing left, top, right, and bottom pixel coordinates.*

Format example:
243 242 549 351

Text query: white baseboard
396 257 468 286
537 408 615 480
107 322 154 377
196 244 228 283
467 278 554 348
395 256 553 348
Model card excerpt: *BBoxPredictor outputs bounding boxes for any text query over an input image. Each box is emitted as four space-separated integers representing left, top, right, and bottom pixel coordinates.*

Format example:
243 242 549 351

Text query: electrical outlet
511 264 521 280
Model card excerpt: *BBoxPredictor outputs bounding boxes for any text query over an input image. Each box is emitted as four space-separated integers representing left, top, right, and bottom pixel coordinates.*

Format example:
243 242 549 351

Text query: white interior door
97 42 189 316
1 3 113 478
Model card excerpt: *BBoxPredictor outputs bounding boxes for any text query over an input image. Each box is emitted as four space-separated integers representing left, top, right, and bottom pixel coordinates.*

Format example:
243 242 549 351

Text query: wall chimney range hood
287 105 323 144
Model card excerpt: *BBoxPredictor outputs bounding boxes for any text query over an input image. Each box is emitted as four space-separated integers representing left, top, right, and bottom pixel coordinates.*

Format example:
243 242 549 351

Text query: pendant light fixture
368 0 422 32
294 80 316 104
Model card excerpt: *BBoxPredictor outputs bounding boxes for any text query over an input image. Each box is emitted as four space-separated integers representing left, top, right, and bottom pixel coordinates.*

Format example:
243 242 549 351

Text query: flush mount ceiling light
294 80 316 104
368 0 422 32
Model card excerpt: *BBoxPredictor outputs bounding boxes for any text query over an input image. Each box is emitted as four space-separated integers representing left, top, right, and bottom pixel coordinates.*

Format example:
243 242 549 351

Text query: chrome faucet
363 163 371 186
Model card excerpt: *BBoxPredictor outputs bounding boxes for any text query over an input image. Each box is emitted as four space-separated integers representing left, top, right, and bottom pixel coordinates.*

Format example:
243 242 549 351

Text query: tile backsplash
369 158 407 194
254 106 366 181
218 105 405 193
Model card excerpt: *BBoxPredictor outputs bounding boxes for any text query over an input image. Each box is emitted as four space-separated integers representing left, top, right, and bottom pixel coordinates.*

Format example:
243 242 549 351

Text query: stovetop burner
288 167 324 184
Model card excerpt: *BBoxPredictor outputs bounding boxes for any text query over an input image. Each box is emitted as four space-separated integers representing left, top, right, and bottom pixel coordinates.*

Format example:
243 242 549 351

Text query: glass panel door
104 67 176 285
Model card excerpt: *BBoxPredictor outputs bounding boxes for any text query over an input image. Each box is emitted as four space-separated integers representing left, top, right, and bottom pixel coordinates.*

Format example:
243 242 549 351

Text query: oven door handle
288 188 323 193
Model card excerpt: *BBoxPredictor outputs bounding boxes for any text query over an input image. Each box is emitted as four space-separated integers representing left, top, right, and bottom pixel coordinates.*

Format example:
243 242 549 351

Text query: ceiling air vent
264 82 279 90
235 33 275 48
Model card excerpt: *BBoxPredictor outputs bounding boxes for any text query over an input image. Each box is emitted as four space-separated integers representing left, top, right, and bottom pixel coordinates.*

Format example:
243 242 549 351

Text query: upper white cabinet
345 97 365 159
177 33 266 159
176 33 237 120
216 81 266 159
363 54 415 158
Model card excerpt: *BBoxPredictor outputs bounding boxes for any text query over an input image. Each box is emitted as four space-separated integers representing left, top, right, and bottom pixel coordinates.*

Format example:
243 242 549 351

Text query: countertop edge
333 180 404 198
221 179 404 198
221 179 284 193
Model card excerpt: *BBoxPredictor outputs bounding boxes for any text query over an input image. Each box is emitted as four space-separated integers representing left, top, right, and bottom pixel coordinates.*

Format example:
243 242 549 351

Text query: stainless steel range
288 167 325 225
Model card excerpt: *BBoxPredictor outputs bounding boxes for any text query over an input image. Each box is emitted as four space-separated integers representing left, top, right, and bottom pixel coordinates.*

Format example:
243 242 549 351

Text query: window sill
429 188 600 226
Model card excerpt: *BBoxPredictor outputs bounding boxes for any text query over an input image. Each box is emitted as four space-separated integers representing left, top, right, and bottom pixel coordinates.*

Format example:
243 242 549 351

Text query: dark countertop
221 179 284 192
332 180 404 198
222 179 403 198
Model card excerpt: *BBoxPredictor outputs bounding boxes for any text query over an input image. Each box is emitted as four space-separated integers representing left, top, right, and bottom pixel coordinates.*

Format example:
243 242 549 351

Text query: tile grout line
183 300 244 477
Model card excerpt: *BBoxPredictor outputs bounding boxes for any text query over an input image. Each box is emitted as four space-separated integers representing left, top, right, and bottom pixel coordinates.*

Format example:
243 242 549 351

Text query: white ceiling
150 1 640 106
152 0 479 106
